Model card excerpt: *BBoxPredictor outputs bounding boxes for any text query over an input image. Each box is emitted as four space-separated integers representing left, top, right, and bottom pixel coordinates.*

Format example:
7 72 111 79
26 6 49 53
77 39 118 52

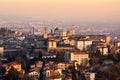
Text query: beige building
106 35 111 44
48 40 57 48
0 47 4 54
117 41 120 47
45 69 62 77
99 47 109 55
76 40 92 51
57 63 65 70
70 52 89 65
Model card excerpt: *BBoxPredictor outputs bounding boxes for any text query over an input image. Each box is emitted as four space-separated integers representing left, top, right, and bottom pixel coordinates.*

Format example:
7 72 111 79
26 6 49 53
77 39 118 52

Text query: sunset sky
0 0 120 23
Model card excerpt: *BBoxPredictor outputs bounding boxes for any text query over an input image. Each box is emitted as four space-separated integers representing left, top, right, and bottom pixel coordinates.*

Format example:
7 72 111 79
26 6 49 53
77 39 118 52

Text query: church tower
43 27 48 39
71 24 75 35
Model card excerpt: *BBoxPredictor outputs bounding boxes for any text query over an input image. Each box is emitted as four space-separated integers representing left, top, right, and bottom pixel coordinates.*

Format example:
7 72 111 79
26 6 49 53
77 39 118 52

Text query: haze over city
0 0 120 24
1 0 120 80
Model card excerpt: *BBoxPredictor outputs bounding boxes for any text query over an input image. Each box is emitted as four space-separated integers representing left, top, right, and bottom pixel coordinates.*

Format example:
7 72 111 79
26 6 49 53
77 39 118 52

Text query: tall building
71 25 75 35
106 35 111 44
0 47 4 57
32 27 34 35
43 27 48 39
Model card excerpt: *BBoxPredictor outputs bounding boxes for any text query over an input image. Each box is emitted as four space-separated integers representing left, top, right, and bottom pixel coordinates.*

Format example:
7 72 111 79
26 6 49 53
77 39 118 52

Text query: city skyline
0 0 120 24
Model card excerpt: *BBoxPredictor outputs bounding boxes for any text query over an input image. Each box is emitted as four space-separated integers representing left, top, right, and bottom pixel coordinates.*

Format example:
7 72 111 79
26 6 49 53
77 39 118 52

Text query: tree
15 57 26 69
89 59 94 66
0 67 6 75
56 53 65 62
7 67 19 80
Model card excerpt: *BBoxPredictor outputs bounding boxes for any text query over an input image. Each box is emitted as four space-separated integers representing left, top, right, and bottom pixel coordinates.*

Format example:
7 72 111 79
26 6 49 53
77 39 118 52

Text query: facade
60 31 67 37
48 40 57 48
57 63 65 70
45 69 62 77
99 47 109 55
28 70 40 79
70 52 89 65
76 40 92 51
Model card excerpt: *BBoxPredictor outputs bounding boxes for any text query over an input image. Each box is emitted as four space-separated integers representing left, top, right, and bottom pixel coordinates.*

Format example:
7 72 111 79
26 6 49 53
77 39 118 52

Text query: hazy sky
0 0 120 23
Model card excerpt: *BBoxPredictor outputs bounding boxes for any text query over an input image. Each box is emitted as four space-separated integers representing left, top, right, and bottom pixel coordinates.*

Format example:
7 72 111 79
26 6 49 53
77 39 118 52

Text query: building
85 72 95 80
76 40 92 51
106 35 111 44
60 30 67 37
43 27 48 39
57 63 65 70
45 69 62 78
0 47 4 57
48 40 57 48
28 70 40 79
99 47 109 55
70 52 89 65
88 35 111 44
71 25 75 35
117 41 120 47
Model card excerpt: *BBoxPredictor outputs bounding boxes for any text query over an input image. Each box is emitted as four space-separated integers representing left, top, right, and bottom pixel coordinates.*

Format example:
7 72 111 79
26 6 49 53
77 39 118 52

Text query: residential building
57 63 65 70
76 40 92 51
48 40 57 48
99 47 109 55
28 70 40 79
70 52 89 65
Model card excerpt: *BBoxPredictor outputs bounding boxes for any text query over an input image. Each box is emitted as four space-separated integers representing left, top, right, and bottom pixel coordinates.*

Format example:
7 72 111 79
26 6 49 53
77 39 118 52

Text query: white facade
76 40 92 51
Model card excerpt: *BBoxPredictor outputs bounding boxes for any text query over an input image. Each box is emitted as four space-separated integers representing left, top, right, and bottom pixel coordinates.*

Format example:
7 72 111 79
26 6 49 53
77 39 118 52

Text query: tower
71 25 75 35
106 35 111 44
43 27 48 39
32 26 34 35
